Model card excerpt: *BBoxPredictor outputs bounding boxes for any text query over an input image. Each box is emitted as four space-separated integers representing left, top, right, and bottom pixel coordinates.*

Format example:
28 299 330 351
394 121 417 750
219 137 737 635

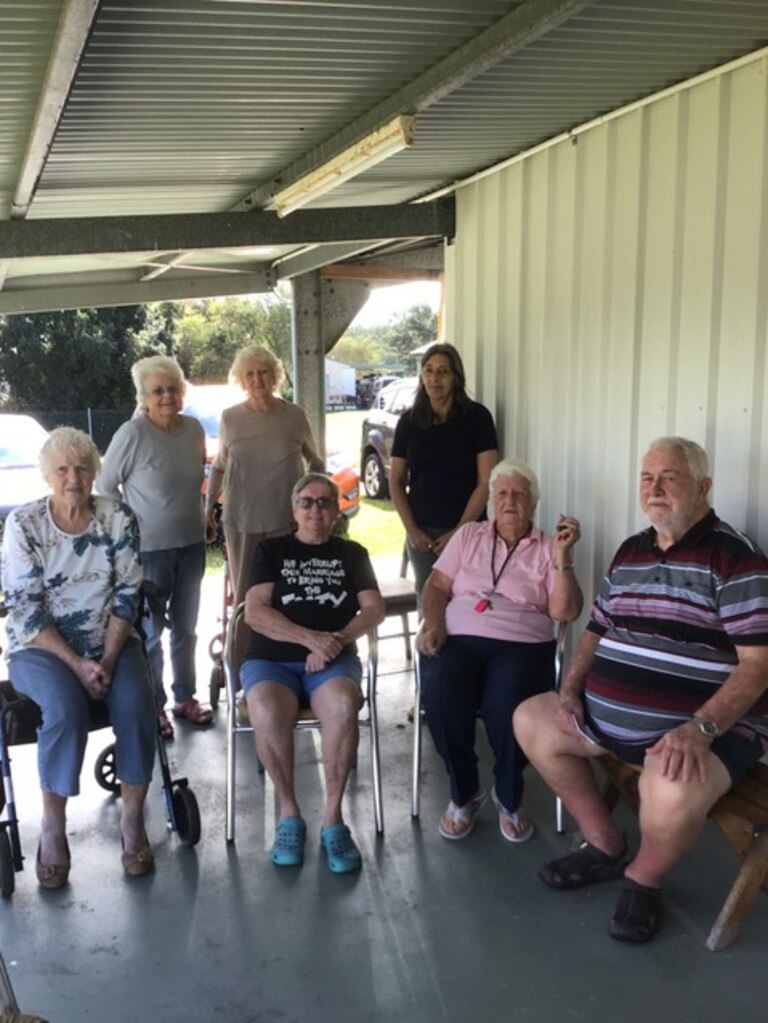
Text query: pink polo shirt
434 521 558 644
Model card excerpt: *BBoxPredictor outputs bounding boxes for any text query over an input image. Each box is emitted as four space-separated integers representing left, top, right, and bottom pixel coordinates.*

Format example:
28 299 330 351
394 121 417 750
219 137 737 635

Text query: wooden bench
600 757 768 951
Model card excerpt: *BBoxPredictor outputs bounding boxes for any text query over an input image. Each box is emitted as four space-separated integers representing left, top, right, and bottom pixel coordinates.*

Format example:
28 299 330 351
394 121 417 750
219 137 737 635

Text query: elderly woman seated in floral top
1 427 156 889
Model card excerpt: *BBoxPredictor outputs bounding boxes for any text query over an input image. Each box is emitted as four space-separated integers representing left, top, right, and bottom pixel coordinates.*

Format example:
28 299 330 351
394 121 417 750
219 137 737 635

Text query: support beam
12 0 100 219
290 275 370 451
0 200 455 260
321 266 442 282
235 0 595 210
0 270 273 316
275 241 392 281
291 273 326 452
321 279 370 354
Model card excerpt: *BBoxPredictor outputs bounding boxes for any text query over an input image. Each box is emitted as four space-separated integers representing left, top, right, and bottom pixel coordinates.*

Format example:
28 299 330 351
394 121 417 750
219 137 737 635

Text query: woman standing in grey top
99 355 211 735
204 344 324 616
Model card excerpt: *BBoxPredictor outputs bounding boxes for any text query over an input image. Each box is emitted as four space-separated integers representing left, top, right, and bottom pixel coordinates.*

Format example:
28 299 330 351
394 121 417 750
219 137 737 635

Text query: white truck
325 358 356 409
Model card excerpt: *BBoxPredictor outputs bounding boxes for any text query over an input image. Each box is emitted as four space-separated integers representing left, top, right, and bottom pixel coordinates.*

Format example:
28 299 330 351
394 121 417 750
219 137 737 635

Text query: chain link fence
29 408 132 452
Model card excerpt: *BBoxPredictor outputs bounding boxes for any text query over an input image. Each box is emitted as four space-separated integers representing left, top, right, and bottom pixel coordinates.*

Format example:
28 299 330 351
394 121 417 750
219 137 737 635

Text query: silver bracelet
554 564 574 572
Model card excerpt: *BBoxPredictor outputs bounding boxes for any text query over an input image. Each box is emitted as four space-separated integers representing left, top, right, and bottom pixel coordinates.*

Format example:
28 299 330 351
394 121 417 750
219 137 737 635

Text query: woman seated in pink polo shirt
416 457 583 843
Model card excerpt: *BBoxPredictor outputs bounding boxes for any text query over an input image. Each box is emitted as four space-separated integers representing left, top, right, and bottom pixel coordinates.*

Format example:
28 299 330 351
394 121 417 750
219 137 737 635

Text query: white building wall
445 50 768 614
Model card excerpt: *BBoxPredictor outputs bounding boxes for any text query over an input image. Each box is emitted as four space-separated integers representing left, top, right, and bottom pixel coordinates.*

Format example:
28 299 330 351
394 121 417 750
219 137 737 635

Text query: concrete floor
2 572 768 1023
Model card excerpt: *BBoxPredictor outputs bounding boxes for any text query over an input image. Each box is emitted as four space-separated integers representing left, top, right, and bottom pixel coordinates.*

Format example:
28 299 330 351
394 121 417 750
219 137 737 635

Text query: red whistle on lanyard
474 598 491 613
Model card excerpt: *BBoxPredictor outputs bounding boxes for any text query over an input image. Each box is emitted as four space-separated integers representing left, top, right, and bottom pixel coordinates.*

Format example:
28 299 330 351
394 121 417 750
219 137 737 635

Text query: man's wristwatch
692 715 720 738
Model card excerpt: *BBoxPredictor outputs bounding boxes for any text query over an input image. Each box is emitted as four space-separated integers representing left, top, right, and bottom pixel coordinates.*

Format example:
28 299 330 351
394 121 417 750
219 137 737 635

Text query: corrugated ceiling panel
291 0 768 209
448 51 768 621
0 0 64 218
35 0 516 214
408 0 768 196
33 0 768 218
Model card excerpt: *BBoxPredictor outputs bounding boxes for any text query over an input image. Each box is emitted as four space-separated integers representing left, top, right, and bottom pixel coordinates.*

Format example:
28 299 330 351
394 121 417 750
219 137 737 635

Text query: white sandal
491 787 535 843
438 791 486 840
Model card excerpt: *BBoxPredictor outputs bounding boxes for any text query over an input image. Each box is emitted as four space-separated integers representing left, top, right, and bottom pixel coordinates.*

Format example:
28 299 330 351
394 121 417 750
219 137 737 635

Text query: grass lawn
347 497 405 559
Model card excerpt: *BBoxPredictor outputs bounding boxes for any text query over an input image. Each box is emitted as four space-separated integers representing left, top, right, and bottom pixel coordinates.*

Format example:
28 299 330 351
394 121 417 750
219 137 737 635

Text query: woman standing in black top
389 343 498 597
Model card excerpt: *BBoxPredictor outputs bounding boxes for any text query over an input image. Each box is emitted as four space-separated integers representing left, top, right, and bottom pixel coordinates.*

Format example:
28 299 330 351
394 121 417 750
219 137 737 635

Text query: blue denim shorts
240 653 362 700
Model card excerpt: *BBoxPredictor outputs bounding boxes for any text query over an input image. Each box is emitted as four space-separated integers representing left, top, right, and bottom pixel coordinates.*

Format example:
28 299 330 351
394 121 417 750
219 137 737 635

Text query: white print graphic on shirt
279 557 348 607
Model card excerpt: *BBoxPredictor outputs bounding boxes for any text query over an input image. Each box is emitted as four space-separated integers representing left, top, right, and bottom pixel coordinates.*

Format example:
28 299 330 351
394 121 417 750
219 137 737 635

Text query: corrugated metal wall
446 49 768 613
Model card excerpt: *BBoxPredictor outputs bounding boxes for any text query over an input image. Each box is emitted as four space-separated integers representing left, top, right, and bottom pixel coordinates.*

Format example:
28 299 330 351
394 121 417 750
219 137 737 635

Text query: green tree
173 291 294 384
335 303 437 372
136 302 182 361
330 333 386 368
0 306 149 410
380 303 437 363
256 289 293 379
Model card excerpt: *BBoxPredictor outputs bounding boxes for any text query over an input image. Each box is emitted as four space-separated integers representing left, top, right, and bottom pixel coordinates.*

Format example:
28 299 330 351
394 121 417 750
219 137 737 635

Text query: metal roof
1 0 768 313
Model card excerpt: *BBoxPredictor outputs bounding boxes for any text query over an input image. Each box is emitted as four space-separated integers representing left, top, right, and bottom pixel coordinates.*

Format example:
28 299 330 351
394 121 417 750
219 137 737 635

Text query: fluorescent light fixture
272 114 416 217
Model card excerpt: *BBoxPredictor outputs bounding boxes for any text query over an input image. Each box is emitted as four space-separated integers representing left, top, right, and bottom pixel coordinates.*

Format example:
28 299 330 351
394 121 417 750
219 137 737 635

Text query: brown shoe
171 698 213 726
36 841 70 891
121 844 155 878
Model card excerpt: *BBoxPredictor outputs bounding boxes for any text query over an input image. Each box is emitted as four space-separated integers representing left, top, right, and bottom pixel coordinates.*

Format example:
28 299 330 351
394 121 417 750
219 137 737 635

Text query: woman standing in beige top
205 345 324 612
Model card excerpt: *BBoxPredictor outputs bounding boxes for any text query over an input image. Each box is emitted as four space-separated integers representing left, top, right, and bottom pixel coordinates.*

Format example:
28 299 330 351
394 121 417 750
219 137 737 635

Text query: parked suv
359 377 418 499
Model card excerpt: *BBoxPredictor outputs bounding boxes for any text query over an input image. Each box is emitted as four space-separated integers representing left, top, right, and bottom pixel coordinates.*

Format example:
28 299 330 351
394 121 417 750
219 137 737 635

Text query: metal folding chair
376 543 418 662
225 604 383 841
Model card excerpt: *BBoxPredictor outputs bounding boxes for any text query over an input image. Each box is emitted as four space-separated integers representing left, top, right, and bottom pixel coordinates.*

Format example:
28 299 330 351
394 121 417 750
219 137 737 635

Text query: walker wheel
209 663 224 710
95 744 120 793
0 828 15 897
172 784 201 847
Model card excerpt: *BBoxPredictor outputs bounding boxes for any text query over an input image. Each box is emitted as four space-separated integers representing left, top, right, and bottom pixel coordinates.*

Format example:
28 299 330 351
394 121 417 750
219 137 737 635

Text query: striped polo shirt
584 510 768 746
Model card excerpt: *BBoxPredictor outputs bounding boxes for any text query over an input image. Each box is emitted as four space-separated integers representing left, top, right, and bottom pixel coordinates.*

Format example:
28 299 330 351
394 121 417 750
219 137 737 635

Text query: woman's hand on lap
75 658 110 699
416 622 446 657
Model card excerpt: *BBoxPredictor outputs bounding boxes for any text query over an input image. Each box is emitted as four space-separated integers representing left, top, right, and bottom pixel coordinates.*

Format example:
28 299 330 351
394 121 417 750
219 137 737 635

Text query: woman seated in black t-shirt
241 473 384 875
389 343 498 598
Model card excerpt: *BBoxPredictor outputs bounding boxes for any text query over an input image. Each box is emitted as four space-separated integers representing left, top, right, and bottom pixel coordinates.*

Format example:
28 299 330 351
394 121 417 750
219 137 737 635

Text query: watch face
696 717 718 737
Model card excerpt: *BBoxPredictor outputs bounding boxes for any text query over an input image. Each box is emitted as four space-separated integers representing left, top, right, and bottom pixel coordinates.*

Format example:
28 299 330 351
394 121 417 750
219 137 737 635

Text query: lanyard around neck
490 524 523 591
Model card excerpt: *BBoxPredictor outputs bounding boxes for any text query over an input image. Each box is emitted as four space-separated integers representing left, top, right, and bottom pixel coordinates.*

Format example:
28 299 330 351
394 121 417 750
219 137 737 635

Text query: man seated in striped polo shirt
514 437 768 944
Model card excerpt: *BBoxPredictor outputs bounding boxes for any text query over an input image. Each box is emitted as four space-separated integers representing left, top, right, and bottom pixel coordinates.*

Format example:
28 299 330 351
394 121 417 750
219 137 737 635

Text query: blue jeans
406 527 446 604
8 638 156 797
420 634 555 812
141 542 206 705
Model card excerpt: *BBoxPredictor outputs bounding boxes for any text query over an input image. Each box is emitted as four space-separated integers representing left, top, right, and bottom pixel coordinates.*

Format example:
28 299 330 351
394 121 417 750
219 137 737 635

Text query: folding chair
376 543 418 662
411 621 568 819
553 623 570 833
225 604 383 841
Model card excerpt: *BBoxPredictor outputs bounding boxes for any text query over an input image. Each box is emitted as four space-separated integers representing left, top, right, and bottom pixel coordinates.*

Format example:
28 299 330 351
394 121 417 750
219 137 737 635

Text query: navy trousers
420 634 555 812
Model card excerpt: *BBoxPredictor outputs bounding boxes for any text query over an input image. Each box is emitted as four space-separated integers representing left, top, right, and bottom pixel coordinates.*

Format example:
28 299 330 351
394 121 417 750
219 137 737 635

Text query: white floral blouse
1 495 142 659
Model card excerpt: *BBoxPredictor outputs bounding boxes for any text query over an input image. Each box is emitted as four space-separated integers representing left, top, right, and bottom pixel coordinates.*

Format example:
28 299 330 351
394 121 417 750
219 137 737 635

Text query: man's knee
513 691 559 752
638 754 727 832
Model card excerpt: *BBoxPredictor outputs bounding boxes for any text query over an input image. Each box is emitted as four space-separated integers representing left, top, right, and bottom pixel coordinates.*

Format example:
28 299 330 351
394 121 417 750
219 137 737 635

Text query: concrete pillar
290 273 370 456
291 271 325 452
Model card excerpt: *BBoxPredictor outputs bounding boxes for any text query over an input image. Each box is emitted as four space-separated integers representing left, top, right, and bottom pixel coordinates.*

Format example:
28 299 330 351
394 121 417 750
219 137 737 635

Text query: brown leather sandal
36 840 70 891
121 841 155 878
171 698 213 726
